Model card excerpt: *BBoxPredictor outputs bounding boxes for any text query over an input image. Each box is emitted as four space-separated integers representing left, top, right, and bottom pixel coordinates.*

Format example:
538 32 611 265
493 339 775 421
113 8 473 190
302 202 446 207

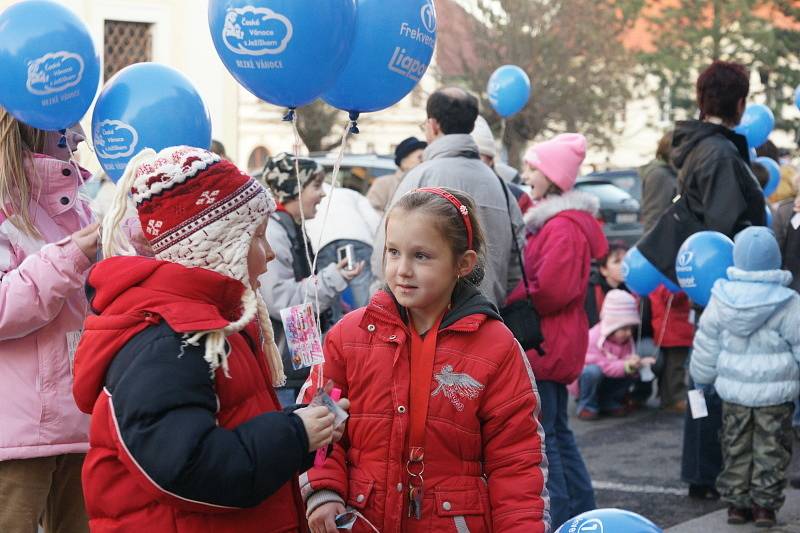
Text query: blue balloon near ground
488 65 531 118
622 247 663 297
323 0 437 114
209 0 356 109
755 156 780 197
735 104 774 149
676 231 734 308
92 63 211 182
556 508 662 533
0 0 100 130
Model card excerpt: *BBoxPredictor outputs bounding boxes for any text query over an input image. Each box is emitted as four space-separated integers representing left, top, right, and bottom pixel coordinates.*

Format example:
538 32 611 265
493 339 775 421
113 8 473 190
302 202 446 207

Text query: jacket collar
524 189 600 230
726 266 793 286
423 134 481 162
26 155 91 218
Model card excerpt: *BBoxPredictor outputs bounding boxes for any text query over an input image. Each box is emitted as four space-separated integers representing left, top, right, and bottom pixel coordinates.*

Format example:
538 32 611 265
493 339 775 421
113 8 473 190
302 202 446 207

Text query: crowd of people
0 57 799 533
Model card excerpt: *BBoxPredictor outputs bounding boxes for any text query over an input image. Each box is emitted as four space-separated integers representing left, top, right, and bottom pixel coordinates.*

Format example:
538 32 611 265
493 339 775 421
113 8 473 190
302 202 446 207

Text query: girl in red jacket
302 188 549 532
508 134 608 529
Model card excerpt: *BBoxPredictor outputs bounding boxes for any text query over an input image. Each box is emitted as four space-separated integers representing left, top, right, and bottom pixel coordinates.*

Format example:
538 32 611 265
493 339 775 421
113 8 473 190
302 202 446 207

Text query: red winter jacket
650 285 695 348
73 257 311 533
299 286 549 533
506 191 609 384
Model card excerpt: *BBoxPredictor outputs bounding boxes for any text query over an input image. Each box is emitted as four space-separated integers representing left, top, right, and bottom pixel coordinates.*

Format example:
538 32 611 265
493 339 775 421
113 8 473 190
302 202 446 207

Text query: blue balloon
662 275 681 294
488 65 531 118
755 156 780 197
92 63 211 183
622 247 663 297
556 509 662 533
795 85 800 110
323 0 437 114
735 104 775 149
676 231 734 307
209 0 356 109
0 0 100 131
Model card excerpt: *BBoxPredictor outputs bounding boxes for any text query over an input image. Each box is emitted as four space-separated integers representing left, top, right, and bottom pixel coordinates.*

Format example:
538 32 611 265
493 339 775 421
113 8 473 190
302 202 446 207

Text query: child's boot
752 505 776 528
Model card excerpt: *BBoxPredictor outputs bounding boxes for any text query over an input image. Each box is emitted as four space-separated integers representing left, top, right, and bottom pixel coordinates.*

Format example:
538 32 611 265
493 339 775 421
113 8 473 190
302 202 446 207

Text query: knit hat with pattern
102 145 285 385
261 152 323 204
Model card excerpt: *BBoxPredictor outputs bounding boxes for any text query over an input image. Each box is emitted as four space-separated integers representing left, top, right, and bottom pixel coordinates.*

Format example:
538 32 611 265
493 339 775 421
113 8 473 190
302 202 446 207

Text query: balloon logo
488 65 531 118
576 519 604 533
323 0 437 114
92 63 211 182
209 0 357 109
556 509 662 533
677 250 694 269
0 0 100 130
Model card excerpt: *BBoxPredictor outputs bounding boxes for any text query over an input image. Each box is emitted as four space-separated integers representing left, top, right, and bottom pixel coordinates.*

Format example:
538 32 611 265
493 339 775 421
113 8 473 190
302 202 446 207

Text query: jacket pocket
347 476 375 510
433 486 489 533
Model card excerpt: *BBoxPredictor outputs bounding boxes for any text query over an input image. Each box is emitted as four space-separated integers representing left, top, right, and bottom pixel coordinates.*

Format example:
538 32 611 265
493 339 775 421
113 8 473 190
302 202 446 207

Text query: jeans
538 380 596 529
577 365 633 414
681 377 723 486
317 239 375 322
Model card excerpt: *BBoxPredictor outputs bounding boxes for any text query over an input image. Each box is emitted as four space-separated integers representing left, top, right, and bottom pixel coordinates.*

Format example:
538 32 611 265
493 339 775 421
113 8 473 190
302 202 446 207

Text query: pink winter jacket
0 155 94 461
583 322 635 378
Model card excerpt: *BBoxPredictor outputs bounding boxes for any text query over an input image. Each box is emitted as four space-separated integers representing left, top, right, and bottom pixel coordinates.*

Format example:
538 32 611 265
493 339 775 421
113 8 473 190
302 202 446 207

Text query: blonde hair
102 148 286 386
0 107 47 237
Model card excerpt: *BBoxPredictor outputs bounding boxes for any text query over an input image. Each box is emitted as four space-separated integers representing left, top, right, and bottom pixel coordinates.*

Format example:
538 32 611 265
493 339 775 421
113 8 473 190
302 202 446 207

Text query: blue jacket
691 267 800 407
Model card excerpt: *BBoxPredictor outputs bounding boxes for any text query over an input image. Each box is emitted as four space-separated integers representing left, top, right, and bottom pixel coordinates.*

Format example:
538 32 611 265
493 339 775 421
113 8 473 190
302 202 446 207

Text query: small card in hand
310 388 348 429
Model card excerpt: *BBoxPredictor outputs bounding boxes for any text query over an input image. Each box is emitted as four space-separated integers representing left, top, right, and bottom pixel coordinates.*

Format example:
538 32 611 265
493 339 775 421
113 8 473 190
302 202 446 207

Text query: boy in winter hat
72 146 344 533
575 290 654 420
691 226 800 528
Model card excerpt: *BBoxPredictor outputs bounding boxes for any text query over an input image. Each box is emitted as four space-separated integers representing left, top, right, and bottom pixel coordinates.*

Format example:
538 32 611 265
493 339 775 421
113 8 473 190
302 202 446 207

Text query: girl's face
610 326 634 344
247 219 275 290
384 209 476 319
300 175 326 219
43 124 85 162
522 164 552 201
600 251 626 287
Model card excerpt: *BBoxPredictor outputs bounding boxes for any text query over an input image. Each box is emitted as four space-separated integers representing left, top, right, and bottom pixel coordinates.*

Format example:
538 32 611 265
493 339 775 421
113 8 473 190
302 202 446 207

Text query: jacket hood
524 190 607 259
423 134 481 162
671 120 750 169
74 256 248 413
710 267 795 335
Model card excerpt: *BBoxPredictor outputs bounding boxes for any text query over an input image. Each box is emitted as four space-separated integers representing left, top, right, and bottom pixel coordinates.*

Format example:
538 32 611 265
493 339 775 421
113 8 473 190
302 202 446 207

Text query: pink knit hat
600 290 641 342
523 133 587 192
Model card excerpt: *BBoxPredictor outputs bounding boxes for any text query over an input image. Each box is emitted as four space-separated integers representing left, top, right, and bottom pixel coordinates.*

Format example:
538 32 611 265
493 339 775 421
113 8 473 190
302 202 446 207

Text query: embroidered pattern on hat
150 179 265 255
131 148 220 204
146 220 164 237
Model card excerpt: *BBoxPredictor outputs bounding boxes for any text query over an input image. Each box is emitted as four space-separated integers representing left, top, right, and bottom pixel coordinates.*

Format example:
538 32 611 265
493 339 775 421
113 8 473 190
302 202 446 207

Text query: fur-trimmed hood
524 190 600 231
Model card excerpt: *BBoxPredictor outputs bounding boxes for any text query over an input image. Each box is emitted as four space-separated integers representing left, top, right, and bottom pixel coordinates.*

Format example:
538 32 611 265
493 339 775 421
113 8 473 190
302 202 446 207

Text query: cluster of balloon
0 0 100 131
622 247 676 297
92 64 212 182
755 156 781 197
556 508 662 533
735 104 774 149
676 231 734 307
488 65 531 118
209 0 438 129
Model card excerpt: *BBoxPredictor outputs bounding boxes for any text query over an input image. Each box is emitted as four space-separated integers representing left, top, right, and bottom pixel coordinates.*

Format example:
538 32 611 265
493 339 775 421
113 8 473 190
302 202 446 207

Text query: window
104 20 153 80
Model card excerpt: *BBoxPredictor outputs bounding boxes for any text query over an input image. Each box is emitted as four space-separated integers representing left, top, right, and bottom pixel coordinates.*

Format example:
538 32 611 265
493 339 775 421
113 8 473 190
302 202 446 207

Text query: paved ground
571 400 800 531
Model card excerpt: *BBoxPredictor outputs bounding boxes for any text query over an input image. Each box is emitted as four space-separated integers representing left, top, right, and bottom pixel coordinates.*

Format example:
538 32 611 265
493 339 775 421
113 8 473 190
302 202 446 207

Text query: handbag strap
495 172 533 304
407 312 444 464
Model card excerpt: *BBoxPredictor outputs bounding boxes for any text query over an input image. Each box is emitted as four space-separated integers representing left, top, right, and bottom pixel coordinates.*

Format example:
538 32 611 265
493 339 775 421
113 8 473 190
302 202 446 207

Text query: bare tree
295 100 346 153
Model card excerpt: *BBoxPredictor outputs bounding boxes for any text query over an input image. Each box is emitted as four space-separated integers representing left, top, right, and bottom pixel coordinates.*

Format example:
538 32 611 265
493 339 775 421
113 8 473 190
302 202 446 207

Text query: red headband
417 187 474 250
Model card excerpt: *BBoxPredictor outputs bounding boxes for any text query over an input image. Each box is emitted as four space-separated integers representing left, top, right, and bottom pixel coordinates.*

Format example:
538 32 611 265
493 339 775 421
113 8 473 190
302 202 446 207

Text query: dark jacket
73 257 312 533
584 269 629 328
671 120 765 236
773 198 800 293
640 159 678 233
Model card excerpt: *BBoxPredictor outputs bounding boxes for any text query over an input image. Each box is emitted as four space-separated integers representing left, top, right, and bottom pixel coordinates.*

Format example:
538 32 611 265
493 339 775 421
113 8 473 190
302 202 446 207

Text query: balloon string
499 118 507 161
289 115 318 316
307 118 352 392
656 293 675 349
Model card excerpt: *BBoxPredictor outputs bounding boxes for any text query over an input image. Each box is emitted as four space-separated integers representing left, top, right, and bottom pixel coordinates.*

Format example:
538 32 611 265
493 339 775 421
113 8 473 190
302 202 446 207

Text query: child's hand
308 501 346 533
295 405 335 452
72 223 100 262
332 398 350 443
640 357 657 367
338 259 365 282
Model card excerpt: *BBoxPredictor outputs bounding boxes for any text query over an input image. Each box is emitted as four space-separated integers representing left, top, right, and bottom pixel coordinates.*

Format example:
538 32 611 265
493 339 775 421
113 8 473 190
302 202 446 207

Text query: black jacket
671 120 765 237
640 159 678 233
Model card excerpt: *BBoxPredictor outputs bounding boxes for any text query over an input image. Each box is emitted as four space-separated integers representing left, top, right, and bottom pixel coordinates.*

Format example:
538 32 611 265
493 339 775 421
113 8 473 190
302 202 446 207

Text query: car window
575 182 633 203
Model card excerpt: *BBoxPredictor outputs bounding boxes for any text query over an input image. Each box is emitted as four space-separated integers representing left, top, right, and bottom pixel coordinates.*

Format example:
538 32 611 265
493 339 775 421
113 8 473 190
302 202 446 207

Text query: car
574 176 643 247
308 153 397 195
586 169 642 202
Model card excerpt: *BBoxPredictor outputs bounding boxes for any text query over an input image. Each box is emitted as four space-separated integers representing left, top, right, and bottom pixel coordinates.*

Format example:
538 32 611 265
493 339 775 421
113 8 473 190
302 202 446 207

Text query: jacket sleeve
641 166 676 231
698 157 752 236
107 329 312 511
479 339 548 532
505 193 525 295
584 331 628 378
778 294 800 366
0 232 90 341
298 322 350 516
690 298 722 385
527 221 587 316
259 220 347 320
